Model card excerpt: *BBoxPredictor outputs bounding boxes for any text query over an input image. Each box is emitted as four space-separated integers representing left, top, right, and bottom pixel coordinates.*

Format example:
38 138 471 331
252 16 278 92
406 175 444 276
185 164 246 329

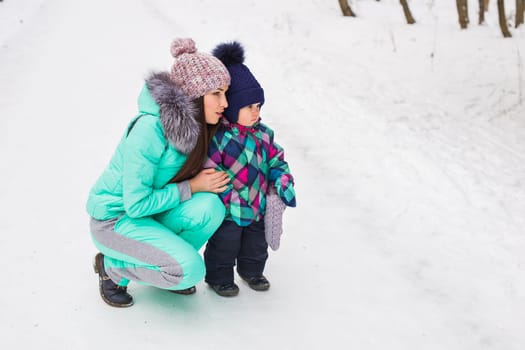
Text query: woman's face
203 86 229 125
237 103 261 127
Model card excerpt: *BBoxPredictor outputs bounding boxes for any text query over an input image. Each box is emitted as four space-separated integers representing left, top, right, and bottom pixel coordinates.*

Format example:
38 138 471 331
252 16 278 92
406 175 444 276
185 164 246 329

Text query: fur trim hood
144 72 200 154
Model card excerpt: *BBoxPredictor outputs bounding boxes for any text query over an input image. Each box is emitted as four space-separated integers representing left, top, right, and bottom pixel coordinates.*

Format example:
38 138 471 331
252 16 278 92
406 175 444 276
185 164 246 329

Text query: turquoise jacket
86 72 201 220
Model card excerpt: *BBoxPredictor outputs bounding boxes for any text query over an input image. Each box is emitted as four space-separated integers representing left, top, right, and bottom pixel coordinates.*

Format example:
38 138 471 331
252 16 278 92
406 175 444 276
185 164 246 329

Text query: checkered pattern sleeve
204 133 223 170
266 128 296 208
205 131 233 209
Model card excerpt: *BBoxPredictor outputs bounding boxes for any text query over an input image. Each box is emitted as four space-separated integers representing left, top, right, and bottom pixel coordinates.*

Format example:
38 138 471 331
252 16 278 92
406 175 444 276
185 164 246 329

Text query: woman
86 38 231 307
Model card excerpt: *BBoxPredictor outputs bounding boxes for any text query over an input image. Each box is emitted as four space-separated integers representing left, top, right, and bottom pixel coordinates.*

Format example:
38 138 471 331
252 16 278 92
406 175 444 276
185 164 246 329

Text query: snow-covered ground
1 0 524 349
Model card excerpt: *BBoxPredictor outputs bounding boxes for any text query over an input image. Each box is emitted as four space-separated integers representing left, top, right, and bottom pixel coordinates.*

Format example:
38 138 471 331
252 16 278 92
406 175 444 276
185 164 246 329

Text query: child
203 42 296 297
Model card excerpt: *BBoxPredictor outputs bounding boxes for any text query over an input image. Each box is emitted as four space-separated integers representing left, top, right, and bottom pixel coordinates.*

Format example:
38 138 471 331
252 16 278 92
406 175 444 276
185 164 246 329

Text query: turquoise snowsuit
86 72 225 290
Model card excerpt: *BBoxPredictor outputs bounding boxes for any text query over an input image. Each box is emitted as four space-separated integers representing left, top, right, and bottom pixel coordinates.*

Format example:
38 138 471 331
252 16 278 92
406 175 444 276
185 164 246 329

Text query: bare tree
516 0 525 27
338 0 356 17
498 0 512 37
479 0 486 24
400 0 416 24
456 0 470 29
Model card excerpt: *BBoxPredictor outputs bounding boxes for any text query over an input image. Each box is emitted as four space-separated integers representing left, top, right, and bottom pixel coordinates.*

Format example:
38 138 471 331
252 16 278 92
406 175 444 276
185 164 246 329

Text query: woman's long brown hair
169 96 220 183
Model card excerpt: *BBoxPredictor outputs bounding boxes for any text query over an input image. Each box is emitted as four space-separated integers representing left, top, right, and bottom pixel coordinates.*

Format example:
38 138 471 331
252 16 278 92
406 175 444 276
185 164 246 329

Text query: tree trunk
479 0 486 24
498 0 512 37
484 0 490 10
338 0 356 17
456 0 470 29
400 0 416 24
516 0 525 27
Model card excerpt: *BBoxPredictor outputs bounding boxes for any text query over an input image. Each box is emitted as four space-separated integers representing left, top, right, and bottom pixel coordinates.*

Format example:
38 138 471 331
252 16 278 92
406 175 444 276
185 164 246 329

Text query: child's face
237 103 261 127
203 85 229 125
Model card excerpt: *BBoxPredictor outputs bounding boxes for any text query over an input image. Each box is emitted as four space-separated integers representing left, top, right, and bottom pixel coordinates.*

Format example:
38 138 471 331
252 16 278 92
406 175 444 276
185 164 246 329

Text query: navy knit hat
212 41 265 123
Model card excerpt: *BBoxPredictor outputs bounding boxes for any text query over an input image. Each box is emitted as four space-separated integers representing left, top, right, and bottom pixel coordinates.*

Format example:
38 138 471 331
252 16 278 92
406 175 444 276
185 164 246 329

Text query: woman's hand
189 168 229 193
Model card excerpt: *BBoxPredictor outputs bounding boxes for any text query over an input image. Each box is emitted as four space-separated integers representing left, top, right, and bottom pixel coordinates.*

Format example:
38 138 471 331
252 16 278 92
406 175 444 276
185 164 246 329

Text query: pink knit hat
170 38 231 99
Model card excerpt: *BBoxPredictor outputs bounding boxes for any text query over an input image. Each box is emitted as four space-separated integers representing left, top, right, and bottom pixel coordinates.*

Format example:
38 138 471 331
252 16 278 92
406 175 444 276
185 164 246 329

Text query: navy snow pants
204 219 268 285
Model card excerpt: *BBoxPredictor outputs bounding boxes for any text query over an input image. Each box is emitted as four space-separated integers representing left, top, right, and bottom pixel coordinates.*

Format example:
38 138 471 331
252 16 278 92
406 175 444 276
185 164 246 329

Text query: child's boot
208 282 240 297
240 274 270 291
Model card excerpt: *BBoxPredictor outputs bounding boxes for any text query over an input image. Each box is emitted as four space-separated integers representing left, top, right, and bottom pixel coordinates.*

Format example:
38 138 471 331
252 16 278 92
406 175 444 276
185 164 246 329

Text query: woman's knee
156 193 225 230
190 193 226 230
164 254 206 289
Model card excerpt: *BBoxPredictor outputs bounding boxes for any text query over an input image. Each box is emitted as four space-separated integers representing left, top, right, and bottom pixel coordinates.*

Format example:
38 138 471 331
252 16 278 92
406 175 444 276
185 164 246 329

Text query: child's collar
222 118 261 133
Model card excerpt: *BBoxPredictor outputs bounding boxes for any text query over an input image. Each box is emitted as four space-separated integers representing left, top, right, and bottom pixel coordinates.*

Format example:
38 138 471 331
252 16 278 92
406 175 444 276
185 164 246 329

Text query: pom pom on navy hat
212 41 245 65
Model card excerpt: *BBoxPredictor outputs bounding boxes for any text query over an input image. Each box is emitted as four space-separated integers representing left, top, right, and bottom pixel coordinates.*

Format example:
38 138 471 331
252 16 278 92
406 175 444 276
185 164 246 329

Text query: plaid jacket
205 118 296 227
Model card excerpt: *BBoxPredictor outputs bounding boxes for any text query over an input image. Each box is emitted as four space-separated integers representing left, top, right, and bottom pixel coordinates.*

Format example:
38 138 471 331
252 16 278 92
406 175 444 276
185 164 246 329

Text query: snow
1 0 524 349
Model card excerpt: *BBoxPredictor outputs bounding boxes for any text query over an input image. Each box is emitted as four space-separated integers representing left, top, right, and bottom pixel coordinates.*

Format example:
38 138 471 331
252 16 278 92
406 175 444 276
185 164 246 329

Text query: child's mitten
264 189 287 251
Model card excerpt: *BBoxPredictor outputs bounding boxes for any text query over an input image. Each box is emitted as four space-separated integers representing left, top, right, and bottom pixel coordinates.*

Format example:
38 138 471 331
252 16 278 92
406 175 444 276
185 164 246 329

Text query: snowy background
1 0 524 349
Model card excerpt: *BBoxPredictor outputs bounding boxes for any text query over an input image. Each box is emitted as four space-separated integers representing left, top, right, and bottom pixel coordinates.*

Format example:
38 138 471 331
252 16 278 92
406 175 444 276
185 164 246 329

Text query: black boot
169 286 197 295
240 275 270 291
93 253 134 307
208 282 240 297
